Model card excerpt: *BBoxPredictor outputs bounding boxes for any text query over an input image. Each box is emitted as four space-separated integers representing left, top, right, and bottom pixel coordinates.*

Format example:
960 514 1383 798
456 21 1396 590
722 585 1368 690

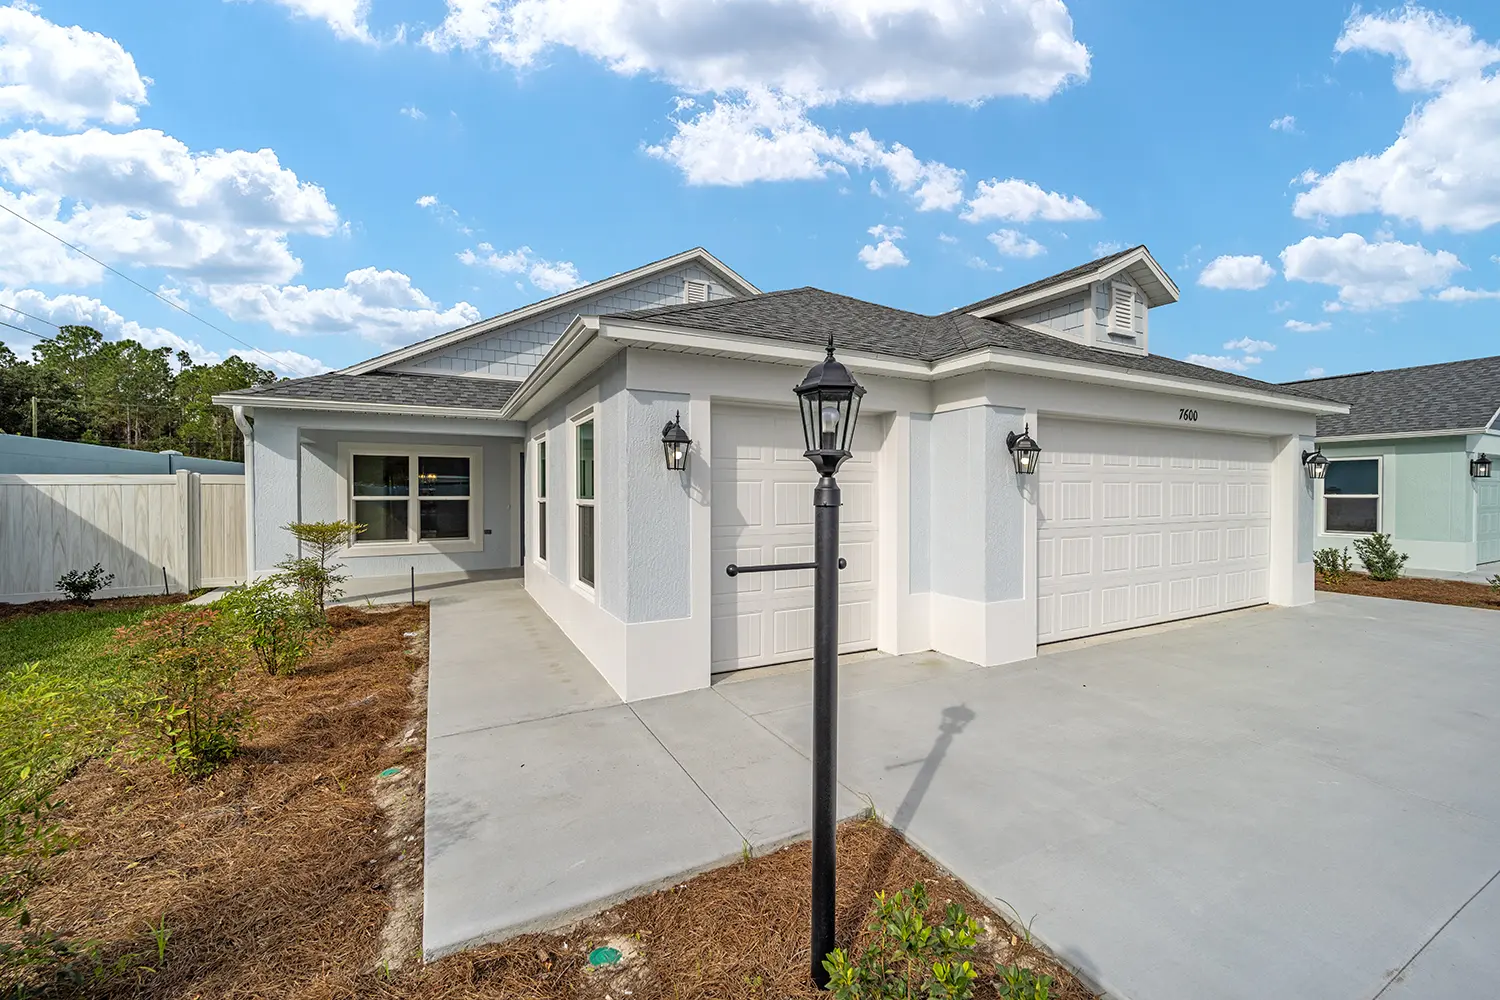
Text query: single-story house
215 245 1347 701
1286 357 1500 576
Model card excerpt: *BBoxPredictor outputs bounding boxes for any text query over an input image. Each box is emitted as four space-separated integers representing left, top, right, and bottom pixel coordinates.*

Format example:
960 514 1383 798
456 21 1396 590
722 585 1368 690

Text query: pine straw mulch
0 592 195 623
15 601 1097 1000
1316 572 1500 611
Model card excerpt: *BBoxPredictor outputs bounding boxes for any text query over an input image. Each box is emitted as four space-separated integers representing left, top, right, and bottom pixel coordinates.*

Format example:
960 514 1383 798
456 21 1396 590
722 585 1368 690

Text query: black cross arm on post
725 557 847 577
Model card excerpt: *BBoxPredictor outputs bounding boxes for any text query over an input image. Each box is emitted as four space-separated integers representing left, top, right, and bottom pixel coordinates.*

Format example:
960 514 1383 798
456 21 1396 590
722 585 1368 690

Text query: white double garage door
709 407 1275 671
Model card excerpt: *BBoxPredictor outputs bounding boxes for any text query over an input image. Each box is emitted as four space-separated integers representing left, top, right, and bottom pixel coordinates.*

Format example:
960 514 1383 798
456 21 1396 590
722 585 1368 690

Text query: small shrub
1352 532 1410 581
823 882 982 1000
276 520 364 615
996 963 1054 1000
218 580 323 677
1313 546 1353 585
116 608 248 779
1490 574 1499 593
54 563 114 604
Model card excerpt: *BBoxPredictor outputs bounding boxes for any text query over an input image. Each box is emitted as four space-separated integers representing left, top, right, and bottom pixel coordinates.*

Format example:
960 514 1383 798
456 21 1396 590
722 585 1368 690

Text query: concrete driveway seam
1370 865 1500 1000
626 702 749 844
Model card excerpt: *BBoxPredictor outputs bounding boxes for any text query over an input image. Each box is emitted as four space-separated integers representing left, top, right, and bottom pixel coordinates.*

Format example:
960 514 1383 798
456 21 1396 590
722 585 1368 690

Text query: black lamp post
1303 448 1329 480
1473 453 1492 479
661 411 691 471
792 340 865 987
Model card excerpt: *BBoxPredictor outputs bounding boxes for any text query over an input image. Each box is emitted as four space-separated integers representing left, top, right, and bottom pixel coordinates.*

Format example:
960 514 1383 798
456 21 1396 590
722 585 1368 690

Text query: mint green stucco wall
1313 436 1482 573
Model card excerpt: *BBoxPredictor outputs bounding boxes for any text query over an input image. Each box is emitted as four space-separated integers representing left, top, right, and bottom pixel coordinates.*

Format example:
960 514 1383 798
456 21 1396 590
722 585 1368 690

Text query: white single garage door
1038 418 1273 643
711 405 879 672
1478 480 1500 566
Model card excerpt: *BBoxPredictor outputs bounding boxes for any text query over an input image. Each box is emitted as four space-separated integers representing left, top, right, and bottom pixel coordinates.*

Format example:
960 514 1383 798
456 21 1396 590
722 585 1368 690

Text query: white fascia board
498 315 618 422
1317 426 1491 444
338 248 760 377
599 319 931 380
209 393 513 421
968 247 1179 320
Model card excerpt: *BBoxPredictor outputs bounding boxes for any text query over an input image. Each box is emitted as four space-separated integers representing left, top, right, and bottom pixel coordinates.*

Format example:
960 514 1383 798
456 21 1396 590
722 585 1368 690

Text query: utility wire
0 202 313 377
0 317 44 341
0 303 61 328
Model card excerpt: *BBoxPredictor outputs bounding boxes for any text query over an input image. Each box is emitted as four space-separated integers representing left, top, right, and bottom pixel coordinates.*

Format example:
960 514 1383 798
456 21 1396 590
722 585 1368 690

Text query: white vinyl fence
0 472 245 603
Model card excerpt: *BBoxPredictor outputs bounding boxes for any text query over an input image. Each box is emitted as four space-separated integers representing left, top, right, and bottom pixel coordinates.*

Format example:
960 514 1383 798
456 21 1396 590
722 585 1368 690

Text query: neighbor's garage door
1038 418 1273 643
711 405 879 672
1479 480 1500 566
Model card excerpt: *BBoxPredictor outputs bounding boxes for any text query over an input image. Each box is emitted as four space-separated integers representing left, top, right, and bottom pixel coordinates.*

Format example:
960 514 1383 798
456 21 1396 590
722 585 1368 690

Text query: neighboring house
215 245 1347 701
0 434 243 475
1285 357 1500 576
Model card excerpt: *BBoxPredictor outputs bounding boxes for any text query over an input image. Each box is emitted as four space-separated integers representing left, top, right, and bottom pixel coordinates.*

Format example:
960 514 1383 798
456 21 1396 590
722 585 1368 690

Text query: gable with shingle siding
396 264 733 379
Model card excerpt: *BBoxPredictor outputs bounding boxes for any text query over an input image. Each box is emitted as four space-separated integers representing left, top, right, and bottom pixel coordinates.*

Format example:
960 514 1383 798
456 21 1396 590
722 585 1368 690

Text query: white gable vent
684 278 710 303
1109 281 1137 336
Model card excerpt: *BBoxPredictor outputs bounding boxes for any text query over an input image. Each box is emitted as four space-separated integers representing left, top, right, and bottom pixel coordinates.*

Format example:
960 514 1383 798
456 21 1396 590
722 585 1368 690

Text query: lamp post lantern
793 339 865 988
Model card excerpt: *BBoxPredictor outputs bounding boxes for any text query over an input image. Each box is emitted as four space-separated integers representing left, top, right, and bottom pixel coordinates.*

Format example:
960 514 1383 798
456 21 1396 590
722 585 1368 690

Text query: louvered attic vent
684 279 710 303
1110 281 1137 336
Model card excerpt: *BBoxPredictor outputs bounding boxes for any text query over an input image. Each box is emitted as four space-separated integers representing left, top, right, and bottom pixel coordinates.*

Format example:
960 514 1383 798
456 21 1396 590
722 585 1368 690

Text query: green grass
0 607 157 803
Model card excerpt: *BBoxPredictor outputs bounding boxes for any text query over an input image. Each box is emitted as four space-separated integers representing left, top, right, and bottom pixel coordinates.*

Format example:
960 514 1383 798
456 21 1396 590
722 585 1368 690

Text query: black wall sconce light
1473 453 1492 479
661 411 691 471
1302 448 1329 480
1005 423 1042 475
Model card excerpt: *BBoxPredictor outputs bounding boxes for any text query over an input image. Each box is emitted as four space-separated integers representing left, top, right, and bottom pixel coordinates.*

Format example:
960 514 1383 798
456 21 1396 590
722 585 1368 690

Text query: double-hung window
1323 458 1380 534
345 446 481 552
535 438 548 562
575 418 596 588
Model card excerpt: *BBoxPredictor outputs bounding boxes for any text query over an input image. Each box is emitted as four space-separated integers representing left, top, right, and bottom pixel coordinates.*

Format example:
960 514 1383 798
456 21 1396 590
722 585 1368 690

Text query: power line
0 303 60 329
0 202 312 377
0 317 43 341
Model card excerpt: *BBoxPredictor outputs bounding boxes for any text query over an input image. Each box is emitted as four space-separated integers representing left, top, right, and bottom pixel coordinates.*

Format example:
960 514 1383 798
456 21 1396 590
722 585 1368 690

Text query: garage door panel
1039 419 1272 643
712 612 760 662
1478 482 1500 565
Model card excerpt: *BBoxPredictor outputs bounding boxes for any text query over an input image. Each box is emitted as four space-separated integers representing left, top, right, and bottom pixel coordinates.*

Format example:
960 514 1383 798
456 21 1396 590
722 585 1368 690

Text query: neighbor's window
1324 458 1379 534
349 449 476 546
576 419 595 588
536 438 548 562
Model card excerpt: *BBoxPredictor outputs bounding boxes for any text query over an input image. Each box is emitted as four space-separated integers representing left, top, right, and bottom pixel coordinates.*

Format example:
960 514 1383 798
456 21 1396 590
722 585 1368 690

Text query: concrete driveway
424 586 1500 999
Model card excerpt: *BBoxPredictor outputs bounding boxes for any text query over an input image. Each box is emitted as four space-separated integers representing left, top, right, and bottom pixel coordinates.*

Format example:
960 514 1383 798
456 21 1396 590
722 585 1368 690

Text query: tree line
0 325 277 462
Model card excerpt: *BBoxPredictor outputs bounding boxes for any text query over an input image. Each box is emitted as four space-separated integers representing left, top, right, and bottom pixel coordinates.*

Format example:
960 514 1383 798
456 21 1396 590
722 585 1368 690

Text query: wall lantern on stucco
1005 424 1042 476
1302 448 1329 480
1473 453 1493 479
661 411 691 471
793 339 866 475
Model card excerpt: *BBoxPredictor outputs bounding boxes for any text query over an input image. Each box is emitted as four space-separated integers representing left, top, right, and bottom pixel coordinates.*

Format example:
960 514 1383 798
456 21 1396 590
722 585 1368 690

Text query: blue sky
2 0 1499 383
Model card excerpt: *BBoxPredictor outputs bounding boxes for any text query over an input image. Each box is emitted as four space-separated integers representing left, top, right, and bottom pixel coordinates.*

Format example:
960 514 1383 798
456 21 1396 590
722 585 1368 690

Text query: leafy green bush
996 963 1054 1000
1490 574 1499 593
275 520 364 615
218 580 323 676
1352 532 1410 581
823 882 982 1000
54 563 114 604
116 608 248 779
1313 546 1353 585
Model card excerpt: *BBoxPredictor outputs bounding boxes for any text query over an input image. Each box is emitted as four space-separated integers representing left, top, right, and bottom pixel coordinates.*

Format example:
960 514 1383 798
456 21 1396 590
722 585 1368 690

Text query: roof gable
951 245 1179 319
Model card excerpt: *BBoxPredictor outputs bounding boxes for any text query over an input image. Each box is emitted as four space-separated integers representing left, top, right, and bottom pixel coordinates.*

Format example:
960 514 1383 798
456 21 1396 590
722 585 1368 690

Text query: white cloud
416 194 438 207
858 224 908 270
1284 318 1332 331
961 178 1098 224
1304 366 1326 378
1270 115 1297 131
207 268 483 348
261 0 376 43
424 0 1090 105
1224 337 1276 353
228 347 331 375
644 90 966 210
0 287 220 362
1198 254 1275 290
1186 353 1263 373
1280 233 1465 309
1434 286 1500 301
0 5 150 128
1271 300 1293 312
987 228 1045 258
401 105 427 120
458 242 585 293
1092 240 1123 258
937 233 959 245
1294 8 1500 232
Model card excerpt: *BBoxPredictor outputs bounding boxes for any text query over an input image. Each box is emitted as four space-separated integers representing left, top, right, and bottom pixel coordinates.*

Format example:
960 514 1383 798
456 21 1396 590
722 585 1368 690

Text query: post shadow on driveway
837 703 975 941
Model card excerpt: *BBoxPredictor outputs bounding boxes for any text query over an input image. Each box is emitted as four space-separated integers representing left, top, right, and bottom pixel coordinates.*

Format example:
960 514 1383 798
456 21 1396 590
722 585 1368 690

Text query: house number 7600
1179 408 1199 422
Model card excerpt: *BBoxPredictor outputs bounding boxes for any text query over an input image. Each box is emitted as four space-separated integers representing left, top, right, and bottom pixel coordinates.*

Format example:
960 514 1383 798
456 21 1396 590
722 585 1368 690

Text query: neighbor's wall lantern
793 338 866 476
1302 448 1329 480
1005 423 1042 476
1473 453 1493 479
661 410 691 471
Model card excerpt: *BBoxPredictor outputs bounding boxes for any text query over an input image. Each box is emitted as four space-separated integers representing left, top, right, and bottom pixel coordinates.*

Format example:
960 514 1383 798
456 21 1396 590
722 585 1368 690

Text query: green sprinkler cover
587 946 622 967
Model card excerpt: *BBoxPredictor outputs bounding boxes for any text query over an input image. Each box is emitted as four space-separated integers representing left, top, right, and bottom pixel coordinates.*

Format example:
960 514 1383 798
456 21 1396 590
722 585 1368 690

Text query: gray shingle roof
232 372 521 411
1284 356 1500 437
611 287 1335 401
942 244 1147 317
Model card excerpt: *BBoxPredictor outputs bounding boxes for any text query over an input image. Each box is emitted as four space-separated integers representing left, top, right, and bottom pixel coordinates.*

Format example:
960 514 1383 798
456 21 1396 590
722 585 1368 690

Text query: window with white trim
535 437 548 562
575 416 596 588
1324 458 1380 534
345 446 481 550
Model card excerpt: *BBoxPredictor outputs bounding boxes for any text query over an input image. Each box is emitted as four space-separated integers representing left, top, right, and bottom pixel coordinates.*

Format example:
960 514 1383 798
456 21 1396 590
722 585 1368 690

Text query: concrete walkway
423 584 1500 1000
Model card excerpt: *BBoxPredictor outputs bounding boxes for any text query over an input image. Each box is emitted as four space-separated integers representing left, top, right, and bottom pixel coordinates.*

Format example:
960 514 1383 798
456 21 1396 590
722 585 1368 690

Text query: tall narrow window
352 454 410 541
576 419 595 587
536 439 548 562
418 456 470 539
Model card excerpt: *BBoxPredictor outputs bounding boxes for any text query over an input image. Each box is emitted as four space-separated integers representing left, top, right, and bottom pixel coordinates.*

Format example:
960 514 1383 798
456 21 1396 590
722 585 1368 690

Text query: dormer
955 245 1179 356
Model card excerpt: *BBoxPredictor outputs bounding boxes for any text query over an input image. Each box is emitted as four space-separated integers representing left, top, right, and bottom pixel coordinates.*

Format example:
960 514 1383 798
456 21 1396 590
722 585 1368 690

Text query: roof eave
210 393 516 420
1316 426 1494 443
967 247 1180 320
499 316 620 422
